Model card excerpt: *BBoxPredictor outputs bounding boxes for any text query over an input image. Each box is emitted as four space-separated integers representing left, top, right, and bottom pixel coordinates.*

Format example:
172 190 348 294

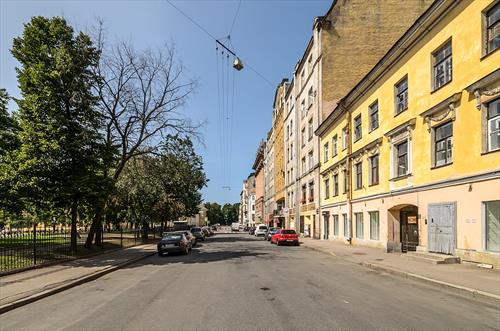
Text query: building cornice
351 170 500 204
341 0 458 110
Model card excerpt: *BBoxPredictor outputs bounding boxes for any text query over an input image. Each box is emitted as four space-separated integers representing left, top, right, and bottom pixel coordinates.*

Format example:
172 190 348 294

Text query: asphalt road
1 233 499 331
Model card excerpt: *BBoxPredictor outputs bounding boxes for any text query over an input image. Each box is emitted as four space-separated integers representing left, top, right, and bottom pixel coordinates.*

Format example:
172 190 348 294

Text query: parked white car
254 224 268 237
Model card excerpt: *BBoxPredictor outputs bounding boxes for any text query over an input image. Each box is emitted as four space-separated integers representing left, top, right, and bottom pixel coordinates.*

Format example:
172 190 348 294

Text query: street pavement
1 233 499 331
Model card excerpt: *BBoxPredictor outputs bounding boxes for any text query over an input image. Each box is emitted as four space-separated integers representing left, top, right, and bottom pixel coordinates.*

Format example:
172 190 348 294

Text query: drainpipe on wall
346 104 353 245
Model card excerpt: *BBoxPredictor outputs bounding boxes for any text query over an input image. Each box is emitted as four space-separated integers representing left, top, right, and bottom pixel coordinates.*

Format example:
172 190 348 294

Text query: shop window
333 215 339 236
355 213 364 239
485 200 500 252
369 211 380 240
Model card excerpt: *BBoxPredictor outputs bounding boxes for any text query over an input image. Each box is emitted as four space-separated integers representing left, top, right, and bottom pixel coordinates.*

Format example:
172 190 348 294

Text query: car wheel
276 240 280 246
184 246 189 255
157 252 163 257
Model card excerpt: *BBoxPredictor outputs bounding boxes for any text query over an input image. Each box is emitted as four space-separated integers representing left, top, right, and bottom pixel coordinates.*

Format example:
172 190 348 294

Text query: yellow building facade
273 80 288 227
318 0 500 266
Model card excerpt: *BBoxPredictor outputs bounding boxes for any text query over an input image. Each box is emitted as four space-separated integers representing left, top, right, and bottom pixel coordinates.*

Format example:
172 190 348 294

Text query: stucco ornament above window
466 69 500 110
420 92 461 132
384 118 416 143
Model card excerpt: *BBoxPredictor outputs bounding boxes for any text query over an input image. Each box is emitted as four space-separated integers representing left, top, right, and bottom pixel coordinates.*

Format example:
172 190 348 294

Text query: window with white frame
343 214 349 237
487 98 500 152
434 121 453 167
485 2 500 54
323 142 329 162
301 100 305 118
290 119 293 136
485 200 500 252
308 87 314 108
355 162 362 190
301 157 306 174
300 70 305 89
309 181 314 202
290 143 294 160
369 101 379 131
355 213 363 239
301 185 307 204
342 127 348 150
333 173 339 196
395 140 409 177
433 41 452 90
308 118 313 141
354 115 362 141
301 128 305 147
332 135 338 156
308 55 313 73
369 211 380 240
333 215 339 236
369 154 379 185
343 169 348 193
395 76 408 115
308 151 313 170
324 178 330 199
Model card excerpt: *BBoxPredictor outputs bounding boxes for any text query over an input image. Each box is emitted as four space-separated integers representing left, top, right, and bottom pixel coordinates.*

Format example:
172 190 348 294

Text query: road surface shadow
125 248 270 267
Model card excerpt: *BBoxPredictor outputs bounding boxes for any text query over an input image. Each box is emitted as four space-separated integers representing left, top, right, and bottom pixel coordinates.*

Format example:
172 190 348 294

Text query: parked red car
271 229 299 246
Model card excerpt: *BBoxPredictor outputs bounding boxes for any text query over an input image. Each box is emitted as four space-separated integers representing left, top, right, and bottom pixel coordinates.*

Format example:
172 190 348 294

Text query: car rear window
163 234 182 240
282 230 296 234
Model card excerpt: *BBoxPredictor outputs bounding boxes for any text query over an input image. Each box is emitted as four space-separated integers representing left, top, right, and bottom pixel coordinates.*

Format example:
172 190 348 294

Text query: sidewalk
0 243 157 314
301 238 500 302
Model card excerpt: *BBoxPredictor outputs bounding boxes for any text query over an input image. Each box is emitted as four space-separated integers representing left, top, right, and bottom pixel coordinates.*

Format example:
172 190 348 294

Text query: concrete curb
361 262 500 306
0 250 156 315
302 243 500 305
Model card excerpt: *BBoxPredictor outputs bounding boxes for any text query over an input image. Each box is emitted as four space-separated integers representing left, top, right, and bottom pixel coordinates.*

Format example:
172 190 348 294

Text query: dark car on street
174 230 197 247
157 233 191 256
248 227 255 235
202 227 212 237
190 227 205 241
265 227 279 241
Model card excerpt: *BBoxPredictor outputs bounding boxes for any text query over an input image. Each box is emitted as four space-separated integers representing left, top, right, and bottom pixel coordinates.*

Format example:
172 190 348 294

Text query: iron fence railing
0 226 163 274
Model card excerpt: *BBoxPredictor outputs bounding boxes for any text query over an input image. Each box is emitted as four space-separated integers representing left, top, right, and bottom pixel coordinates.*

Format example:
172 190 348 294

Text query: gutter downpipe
345 102 353 245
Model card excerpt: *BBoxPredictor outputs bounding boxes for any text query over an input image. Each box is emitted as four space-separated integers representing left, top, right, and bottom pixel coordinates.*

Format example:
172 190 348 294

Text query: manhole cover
260 287 270 291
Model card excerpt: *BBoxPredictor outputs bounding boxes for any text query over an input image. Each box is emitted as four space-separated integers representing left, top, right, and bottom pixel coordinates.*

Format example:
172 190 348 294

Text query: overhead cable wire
166 0 274 87
228 0 242 37
216 46 224 182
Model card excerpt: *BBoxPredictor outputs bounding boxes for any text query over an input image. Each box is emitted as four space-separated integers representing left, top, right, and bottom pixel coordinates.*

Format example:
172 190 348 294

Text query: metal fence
0 226 162 274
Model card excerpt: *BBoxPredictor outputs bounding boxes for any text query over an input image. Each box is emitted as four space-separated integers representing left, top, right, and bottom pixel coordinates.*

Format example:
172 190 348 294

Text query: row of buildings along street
239 0 500 267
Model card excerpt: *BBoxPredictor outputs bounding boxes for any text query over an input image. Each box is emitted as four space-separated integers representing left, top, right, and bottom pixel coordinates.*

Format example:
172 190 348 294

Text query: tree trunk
84 204 103 248
141 221 149 240
96 223 103 246
70 198 78 253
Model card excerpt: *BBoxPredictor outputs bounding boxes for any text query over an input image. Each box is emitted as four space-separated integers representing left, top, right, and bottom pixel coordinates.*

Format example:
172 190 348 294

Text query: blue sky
0 0 331 205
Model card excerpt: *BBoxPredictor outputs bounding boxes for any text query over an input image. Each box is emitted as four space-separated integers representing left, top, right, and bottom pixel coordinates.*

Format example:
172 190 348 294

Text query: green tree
0 88 21 222
10 16 111 251
205 202 223 225
84 22 199 247
116 135 207 237
0 89 18 158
